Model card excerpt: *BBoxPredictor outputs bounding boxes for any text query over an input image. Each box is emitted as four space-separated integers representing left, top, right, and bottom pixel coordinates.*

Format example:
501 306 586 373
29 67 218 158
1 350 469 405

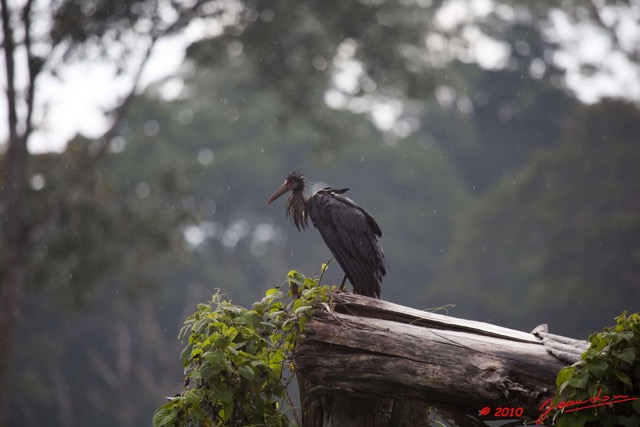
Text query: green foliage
549 312 640 427
435 100 640 335
153 270 333 427
23 140 194 306
10 0 640 423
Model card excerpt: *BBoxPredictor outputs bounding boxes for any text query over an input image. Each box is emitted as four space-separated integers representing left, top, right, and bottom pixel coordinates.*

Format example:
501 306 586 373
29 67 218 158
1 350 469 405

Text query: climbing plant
153 269 333 427
543 312 640 427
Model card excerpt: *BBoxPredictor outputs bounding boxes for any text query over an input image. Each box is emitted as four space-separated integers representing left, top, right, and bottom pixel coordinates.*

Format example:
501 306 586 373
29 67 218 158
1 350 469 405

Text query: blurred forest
1 0 639 425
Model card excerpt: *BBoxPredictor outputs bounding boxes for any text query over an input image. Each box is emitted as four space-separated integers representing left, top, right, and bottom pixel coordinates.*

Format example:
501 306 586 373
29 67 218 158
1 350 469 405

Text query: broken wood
294 293 577 426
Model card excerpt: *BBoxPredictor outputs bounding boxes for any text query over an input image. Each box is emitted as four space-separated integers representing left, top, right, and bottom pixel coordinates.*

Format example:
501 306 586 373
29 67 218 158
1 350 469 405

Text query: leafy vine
153 269 333 427
549 312 640 427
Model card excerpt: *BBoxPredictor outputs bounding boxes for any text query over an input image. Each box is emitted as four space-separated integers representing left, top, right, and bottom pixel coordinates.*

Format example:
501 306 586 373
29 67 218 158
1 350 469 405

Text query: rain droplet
143 120 159 136
197 148 214 166
30 174 46 191
135 182 151 199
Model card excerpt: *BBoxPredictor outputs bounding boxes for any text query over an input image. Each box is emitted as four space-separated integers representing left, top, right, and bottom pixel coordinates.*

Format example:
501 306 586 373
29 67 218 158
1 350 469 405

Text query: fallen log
294 293 580 426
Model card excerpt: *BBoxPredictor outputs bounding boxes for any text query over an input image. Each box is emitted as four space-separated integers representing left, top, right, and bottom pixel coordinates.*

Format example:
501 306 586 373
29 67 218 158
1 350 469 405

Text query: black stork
266 171 387 298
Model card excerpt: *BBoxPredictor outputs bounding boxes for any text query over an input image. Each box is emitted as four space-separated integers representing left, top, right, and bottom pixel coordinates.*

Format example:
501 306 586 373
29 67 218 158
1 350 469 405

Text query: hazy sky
1 3 639 153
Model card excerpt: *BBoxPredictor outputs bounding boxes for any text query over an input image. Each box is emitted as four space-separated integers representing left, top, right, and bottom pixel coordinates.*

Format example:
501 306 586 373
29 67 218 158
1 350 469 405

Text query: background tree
434 99 640 335
2 0 639 425
0 0 230 423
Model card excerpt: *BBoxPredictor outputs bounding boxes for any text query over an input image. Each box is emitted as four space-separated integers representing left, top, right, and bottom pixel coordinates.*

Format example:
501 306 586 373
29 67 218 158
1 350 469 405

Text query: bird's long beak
266 181 291 205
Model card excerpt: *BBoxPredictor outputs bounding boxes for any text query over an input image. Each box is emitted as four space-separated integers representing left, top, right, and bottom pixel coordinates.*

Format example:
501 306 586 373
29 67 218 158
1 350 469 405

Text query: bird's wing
308 189 386 298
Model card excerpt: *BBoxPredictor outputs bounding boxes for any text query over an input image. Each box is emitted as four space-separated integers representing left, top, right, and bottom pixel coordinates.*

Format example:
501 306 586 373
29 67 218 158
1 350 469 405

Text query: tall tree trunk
0 0 30 424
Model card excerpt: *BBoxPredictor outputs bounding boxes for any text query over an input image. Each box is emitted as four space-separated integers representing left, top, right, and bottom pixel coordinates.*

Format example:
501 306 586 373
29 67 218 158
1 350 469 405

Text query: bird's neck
286 191 309 231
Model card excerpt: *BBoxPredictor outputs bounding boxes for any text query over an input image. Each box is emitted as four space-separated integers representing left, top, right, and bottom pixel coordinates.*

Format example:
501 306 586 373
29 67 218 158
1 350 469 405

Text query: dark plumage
266 171 386 298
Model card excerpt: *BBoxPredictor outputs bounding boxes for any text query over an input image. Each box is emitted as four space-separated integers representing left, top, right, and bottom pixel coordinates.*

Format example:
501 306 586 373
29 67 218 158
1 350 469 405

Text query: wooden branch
294 293 571 426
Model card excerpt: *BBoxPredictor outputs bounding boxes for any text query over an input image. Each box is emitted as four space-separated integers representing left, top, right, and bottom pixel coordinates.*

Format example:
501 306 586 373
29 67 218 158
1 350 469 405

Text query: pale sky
0 28 199 153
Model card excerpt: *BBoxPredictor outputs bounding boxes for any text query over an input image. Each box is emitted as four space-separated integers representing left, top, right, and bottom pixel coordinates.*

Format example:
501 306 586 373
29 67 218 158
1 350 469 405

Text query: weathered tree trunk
0 1 30 424
294 294 571 426
0 4 163 424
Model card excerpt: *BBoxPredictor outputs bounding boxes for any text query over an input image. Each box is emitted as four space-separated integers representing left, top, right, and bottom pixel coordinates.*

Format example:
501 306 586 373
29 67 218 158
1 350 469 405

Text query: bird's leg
338 274 347 292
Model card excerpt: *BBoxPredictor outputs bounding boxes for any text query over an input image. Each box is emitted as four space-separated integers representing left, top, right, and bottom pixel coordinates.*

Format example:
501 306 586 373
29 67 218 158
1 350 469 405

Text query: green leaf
614 370 633 388
618 348 635 365
232 341 247 351
256 302 271 315
294 305 312 316
184 390 201 406
585 358 609 377
223 305 243 315
303 278 317 288
153 400 179 427
260 321 277 332
557 366 575 388
287 270 303 286
557 413 587 427
203 350 225 367
265 287 279 296
224 326 238 340
242 310 261 326
197 303 212 312
216 388 234 421
238 365 255 381
179 343 193 363
567 371 589 389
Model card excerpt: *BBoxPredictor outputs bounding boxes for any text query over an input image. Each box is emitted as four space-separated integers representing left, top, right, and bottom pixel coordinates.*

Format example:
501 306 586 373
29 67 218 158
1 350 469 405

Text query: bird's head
266 171 306 204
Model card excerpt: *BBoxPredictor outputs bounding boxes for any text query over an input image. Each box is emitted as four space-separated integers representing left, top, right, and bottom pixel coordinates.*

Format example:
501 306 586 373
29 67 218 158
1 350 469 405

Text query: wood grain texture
295 293 569 426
